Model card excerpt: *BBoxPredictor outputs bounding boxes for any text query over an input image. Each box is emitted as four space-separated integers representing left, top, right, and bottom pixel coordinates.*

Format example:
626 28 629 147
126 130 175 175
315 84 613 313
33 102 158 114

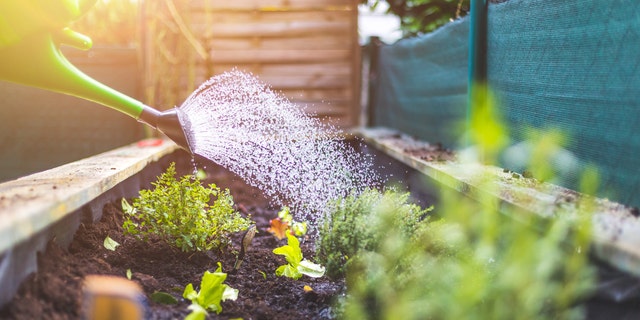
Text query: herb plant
316 187 432 278
121 162 251 252
273 233 325 280
183 262 238 319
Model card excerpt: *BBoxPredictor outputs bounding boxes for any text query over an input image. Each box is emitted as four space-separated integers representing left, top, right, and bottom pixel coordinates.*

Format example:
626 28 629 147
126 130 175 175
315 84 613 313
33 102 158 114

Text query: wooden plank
189 70 352 89
190 10 352 23
347 1 361 128
207 49 352 64
254 74 351 90
206 63 352 77
279 88 353 101
189 0 353 11
192 20 351 38
205 35 353 50
0 140 179 254
358 127 640 278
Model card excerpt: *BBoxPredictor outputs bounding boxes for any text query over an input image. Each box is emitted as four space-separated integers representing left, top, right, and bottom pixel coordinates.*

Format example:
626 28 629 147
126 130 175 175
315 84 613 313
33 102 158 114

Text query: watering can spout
138 107 194 154
0 1 195 153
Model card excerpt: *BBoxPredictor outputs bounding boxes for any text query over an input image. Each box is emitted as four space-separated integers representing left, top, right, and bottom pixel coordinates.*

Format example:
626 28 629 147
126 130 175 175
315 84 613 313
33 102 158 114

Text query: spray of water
178 70 380 223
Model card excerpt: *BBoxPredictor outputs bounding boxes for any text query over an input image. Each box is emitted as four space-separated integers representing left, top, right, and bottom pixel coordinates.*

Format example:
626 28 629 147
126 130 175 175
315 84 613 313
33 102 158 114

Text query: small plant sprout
183 262 238 319
273 233 325 280
103 236 120 251
267 206 308 240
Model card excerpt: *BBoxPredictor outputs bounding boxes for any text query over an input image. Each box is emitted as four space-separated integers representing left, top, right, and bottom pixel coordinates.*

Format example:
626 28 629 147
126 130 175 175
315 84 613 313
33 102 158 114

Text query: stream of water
178 70 381 222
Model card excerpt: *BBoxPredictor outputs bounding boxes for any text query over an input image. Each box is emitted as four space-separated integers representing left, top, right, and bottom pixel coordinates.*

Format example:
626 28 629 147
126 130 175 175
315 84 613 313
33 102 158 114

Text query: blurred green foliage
321 86 597 319
71 0 139 46
361 0 470 36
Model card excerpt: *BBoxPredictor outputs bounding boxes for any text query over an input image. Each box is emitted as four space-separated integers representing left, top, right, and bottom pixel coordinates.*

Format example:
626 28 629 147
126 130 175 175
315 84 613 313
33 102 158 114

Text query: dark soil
0 164 344 319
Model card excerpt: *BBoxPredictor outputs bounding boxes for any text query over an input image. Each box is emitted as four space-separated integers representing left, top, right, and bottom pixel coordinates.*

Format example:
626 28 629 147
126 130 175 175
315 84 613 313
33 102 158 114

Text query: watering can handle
0 0 148 120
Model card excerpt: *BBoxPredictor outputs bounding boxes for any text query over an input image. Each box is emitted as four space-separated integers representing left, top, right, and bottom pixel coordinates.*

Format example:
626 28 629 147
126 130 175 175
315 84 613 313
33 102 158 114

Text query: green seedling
103 235 120 251
150 291 178 305
273 233 325 280
121 162 251 252
183 262 238 319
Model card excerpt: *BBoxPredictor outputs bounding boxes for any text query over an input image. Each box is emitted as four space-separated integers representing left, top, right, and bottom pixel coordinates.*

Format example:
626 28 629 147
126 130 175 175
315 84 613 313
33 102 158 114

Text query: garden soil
0 163 344 319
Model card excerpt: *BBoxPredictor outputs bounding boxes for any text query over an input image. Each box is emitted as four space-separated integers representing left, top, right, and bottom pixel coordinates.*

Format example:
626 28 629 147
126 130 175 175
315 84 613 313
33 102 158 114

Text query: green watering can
0 0 193 152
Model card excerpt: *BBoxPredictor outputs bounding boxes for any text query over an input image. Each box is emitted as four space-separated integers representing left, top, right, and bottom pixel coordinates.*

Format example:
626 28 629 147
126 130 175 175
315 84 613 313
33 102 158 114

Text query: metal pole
467 0 488 146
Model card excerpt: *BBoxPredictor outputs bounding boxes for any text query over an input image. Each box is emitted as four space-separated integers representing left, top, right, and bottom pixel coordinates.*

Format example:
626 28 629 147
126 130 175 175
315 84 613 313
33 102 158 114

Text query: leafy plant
361 0 470 37
273 234 325 280
316 187 432 278
183 262 238 319
122 162 251 252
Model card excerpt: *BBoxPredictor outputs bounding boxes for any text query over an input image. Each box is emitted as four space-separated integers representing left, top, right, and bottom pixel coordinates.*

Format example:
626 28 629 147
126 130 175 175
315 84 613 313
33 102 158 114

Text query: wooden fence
142 0 360 128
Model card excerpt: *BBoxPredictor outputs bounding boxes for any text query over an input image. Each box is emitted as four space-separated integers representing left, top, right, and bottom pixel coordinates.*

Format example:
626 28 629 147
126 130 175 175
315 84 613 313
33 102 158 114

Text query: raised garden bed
1 133 640 319
0 137 431 319
0 153 342 319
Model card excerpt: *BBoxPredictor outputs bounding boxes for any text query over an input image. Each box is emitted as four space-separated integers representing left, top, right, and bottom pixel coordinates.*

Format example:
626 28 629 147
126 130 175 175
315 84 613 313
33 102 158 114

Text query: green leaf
183 283 197 300
126 268 132 280
150 291 178 304
273 234 321 280
103 235 120 251
298 260 326 278
222 286 239 301
276 264 301 280
183 263 238 315
198 271 226 311
273 234 303 265
121 198 136 215
185 304 208 320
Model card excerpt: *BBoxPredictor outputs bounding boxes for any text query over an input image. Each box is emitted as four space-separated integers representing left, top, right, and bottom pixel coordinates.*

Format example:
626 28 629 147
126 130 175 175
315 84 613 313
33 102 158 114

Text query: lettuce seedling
183 262 238 319
273 233 325 280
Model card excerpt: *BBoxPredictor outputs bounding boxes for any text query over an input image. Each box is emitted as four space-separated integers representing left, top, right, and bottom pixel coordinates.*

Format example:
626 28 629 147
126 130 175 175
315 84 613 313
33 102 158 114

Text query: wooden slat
206 35 353 50
255 74 351 90
207 49 352 64
193 20 351 38
0 140 179 254
205 63 352 77
188 72 352 90
190 10 352 24
189 0 353 11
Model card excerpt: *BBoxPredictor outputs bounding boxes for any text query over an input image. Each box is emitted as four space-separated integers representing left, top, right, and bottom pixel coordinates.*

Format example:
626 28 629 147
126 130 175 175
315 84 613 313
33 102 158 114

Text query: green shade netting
370 18 469 148
370 0 640 207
